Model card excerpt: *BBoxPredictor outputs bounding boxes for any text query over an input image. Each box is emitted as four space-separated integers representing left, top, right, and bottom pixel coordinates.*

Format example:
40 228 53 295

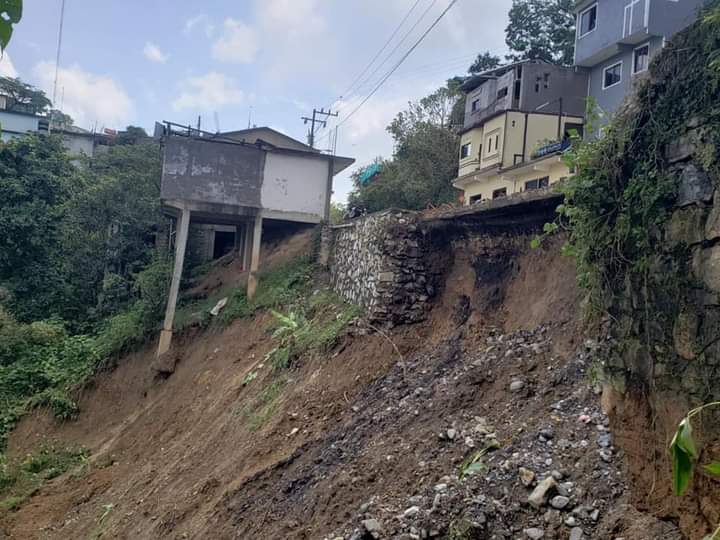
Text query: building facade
453 60 588 204
574 0 705 129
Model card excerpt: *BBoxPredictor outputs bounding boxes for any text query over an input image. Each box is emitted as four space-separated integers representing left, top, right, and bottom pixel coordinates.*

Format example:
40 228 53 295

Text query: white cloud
32 61 133 129
0 52 17 78
172 72 245 111
212 18 259 64
143 42 168 63
185 14 215 38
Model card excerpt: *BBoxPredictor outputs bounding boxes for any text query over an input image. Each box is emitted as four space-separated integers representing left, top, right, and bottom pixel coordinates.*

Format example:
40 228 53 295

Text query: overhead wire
315 0 459 148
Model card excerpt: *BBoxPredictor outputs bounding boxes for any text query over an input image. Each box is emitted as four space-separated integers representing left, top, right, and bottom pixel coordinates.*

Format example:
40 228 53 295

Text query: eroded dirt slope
0 239 683 540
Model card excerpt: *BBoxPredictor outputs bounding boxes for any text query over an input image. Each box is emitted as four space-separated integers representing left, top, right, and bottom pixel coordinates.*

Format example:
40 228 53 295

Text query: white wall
261 152 329 220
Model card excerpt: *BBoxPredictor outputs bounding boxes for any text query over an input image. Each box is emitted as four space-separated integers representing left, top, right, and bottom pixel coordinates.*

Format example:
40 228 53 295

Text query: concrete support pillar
242 221 252 271
234 223 242 253
157 206 191 357
247 214 263 299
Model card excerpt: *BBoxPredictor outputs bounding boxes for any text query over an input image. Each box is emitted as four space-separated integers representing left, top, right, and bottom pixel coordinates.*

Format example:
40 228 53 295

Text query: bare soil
0 236 687 540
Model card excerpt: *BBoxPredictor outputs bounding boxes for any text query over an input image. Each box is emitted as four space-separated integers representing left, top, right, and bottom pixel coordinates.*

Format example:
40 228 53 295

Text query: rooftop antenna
247 106 253 129
213 111 220 133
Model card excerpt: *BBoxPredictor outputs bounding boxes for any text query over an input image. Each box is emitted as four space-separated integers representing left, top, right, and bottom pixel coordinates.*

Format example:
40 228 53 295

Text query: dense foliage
505 0 576 65
0 133 163 325
348 80 461 212
557 7 720 312
0 75 49 115
0 130 170 448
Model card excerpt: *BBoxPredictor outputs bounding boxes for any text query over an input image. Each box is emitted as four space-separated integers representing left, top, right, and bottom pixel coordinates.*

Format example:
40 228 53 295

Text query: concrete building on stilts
156 122 355 356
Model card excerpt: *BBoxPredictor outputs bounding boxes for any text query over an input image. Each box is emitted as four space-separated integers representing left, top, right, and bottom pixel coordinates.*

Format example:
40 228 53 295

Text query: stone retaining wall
328 210 432 325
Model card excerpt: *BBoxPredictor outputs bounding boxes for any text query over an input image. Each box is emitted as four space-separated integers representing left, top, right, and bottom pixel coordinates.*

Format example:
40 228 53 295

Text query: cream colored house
453 60 588 204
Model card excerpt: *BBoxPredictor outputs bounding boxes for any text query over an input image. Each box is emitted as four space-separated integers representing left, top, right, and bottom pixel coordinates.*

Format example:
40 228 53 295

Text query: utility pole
301 107 338 149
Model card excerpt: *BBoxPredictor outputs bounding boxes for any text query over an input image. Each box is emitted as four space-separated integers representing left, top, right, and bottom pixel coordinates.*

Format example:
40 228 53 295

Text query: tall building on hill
452 60 588 205
573 0 706 133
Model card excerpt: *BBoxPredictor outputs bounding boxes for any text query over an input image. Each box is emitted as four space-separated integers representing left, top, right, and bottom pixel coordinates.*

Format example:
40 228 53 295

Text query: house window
602 61 623 89
494 134 499 150
497 87 508 99
460 142 472 159
578 4 597 37
525 176 550 191
469 194 482 204
633 43 650 74
492 188 507 199
543 73 550 89
471 99 480 112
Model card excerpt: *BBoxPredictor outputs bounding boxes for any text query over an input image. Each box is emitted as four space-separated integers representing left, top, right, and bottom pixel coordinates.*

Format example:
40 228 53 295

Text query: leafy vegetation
505 0 575 65
0 444 88 511
0 0 22 53
669 402 720 540
544 5 720 316
348 83 462 212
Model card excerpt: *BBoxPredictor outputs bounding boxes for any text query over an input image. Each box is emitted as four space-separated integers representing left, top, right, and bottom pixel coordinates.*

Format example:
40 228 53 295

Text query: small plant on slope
669 402 720 539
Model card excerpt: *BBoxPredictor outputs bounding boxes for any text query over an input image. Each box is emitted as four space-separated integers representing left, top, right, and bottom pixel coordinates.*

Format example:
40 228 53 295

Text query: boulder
528 476 557 508
677 163 713 207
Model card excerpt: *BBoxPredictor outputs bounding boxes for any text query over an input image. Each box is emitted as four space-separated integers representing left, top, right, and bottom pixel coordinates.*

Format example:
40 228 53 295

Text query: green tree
468 51 502 74
0 134 75 321
505 0 576 65
0 77 51 115
349 122 459 212
49 109 74 128
114 125 149 146
60 142 163 322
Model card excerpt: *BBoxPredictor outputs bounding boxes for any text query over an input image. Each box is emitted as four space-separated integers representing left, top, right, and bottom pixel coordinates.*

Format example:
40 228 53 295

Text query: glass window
471 99 480 112
633 44 650 73
492 188 507 199
525 177 550 191
497 87 508 99
603 62 622 89
460 142 472 159
579 5 597 36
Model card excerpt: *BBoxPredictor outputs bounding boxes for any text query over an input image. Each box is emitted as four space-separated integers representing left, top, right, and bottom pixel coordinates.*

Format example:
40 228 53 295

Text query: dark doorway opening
213 231 236 259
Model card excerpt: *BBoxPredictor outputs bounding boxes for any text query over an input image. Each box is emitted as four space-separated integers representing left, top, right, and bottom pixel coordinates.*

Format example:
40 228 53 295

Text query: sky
1 0 512 202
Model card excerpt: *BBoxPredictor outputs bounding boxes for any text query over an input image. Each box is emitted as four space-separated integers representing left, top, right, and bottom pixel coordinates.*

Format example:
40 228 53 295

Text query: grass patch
0 445 88 511
244 375 288 432
264 289 364 372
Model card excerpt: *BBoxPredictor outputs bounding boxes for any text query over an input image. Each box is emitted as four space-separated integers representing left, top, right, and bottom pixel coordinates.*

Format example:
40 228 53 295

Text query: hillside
0 235 683 540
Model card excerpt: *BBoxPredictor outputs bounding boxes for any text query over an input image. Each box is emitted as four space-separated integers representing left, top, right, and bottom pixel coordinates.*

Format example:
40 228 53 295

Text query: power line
338 0 424 101
317 0 459 145
314 0 427 141
52 0 66 106
343 0 439 106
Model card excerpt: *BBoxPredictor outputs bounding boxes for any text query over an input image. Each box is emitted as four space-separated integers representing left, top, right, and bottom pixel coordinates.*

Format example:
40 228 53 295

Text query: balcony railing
530 138 571 160
466 99 511 127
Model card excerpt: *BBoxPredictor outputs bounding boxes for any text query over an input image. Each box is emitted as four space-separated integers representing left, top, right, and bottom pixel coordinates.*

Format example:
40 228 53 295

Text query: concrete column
157 206 191 357
247 214 263 299
234 223 242 254
242 221 252 271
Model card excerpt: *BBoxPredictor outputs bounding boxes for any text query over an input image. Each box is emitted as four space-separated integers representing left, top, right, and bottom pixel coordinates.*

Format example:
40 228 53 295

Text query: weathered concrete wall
161 137 265 207
261 153 328 220
328 210 432 325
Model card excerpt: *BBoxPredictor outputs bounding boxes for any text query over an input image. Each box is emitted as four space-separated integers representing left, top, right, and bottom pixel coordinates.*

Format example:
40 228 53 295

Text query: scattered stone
510 380 525 392
569 527 584 540
528 476 557 508
549 495 570 510
519 467 535 487
361 518 383 539
403 506 420 518
446 428 457 440
524 527 545 539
